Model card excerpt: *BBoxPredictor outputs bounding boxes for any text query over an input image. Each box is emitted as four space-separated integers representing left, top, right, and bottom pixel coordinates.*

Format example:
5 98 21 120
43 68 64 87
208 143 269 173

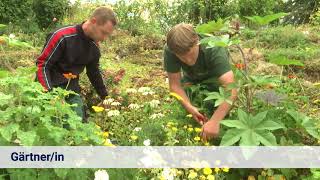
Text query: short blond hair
90 7 117 26
166 23 198 55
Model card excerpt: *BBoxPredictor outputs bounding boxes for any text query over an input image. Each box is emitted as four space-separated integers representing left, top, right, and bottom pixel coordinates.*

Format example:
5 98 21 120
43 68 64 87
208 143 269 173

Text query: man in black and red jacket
36 7 117 121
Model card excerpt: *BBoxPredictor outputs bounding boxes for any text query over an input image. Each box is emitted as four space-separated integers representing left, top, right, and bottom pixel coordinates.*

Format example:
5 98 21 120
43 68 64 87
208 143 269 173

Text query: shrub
32 0 70 29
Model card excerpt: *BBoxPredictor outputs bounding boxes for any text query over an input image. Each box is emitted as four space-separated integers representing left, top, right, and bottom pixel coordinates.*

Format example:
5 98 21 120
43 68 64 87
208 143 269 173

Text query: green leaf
220 120 248 129
286 110 301 123
255 130 277 146
220 129 243 146
0 124 19 142
237 109 248 123
256 120 285 131
195 18 228 34
54 169 69 179
17 130 37 146
302 120 320 139
214 98 225 107
252 111 268 126
240 130 260 146
204 92 220 101
245 12 288 26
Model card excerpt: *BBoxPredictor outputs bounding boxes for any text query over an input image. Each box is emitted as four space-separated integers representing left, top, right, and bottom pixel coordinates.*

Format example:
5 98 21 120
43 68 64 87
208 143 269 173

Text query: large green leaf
196 18 228 34
245 12 288 26
302 120 320 139
17 130 37 146
252 111 268 126
220 129 243 146
240 130 260 146
220 120 247 129
0 124 19 142
255 130 277 146
255 120 285 131
237 109 248 123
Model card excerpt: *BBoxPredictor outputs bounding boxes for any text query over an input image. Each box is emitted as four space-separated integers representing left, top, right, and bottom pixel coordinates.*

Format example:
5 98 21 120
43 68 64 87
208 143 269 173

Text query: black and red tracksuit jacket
36 23 108 99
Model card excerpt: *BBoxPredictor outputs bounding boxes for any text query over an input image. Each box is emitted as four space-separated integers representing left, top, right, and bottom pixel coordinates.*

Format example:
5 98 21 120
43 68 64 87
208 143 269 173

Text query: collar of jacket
76 22 96 43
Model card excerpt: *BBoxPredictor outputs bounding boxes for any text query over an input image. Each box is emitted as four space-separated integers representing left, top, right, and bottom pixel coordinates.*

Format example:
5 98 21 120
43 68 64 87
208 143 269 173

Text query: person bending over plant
35 7 117 121
163 23 237 140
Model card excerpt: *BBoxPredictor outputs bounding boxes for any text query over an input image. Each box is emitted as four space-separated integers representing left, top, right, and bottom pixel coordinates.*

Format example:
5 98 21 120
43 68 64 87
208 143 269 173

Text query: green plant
0 0 33 24
0 67 106 178
32 0 70 29
220 109 284 146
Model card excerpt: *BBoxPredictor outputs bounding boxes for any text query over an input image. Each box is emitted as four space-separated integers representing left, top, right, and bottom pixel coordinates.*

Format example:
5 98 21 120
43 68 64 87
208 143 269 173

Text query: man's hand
201 120 220 141
187 105 208 125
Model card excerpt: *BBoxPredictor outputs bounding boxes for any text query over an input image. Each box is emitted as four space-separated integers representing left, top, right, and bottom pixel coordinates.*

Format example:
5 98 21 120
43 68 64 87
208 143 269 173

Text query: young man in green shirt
163 23 237 140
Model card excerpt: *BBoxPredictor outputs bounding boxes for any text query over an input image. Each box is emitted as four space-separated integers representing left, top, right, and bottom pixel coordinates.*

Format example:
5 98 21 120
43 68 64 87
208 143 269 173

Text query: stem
65 79 71 90
280 66 284 81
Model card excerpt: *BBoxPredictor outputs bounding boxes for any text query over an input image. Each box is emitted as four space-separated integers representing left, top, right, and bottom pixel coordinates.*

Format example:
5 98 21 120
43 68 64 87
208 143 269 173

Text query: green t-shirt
163 45 231 83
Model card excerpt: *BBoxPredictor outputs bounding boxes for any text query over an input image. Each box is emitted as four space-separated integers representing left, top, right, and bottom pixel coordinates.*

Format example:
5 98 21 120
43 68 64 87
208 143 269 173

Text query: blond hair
166 23 198 55
90 7 117 26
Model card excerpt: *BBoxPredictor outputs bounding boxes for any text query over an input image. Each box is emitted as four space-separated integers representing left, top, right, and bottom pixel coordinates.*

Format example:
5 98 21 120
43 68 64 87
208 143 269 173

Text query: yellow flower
92 106 104 112
103 139 115 146
204 142 210 146
172 127 178 132
195 128 202 133
200 175 206 180
186 114 193 118
188 127 194 132
203 168 212 175
170 92 184 101
188 170 198 179
207 175 215 180
183 125 188 129
222 167 229 172
248 175 255 180
177 170 183 176
214 168 220 173
194 136 201 141
102 132 109 138
130 135 138 141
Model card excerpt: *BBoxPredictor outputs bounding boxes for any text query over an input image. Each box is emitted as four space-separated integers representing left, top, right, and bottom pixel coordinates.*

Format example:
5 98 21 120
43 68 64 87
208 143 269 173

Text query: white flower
143 139 151 146
110 101 121 106
94 169 109 180
302 30 309 35
161 168 176 180
103 98 114 105
107 110 120 117
138 87 155 96
165 78 169 84
142 91 155 96
127 12 134 17
126 88 137 94
134 127 142 131
149 100 160 108
9 34 15 39
150 113 164 119
128 103 140 109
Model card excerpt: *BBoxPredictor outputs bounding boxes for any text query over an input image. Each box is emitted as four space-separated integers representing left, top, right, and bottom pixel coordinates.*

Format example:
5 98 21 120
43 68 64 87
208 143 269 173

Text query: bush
265 47 320 62
0 0 33 24
238 0 280 17
256 26 311 48
32 0 70 29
